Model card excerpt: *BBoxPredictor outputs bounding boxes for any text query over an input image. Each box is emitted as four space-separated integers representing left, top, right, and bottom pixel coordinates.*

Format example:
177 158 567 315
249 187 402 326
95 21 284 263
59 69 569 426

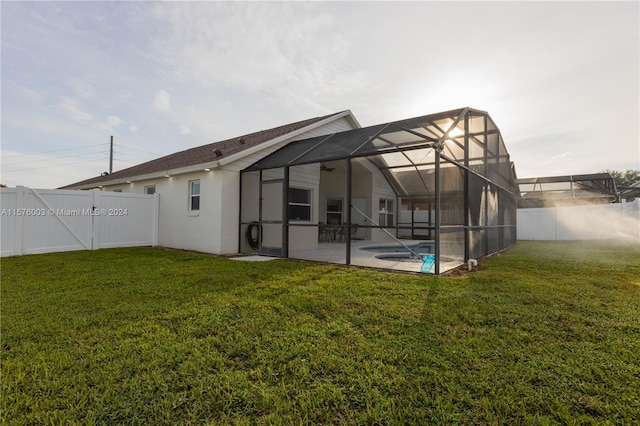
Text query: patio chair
318 222 328 242
350 223 359 240
337 223 359 243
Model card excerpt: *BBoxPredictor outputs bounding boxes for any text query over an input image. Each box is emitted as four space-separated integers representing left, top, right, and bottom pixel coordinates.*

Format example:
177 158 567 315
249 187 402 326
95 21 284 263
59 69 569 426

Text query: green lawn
2 241 639 425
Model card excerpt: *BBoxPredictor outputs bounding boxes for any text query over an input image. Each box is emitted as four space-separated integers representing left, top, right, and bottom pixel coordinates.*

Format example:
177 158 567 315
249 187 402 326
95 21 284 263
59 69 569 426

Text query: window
145 185 156 195
113 189 122 193
288 187 311 221
326 198 343 225
189 180 200 211
379 199 394 227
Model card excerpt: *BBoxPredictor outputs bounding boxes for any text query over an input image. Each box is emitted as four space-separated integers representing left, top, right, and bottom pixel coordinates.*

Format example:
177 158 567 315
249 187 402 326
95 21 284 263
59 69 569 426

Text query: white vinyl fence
517 200 640 241
1 186 159 257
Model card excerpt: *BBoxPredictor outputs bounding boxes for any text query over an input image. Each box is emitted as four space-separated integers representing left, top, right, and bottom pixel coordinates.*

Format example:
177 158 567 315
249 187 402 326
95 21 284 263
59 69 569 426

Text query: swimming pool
359 241 434 254
374 253 455 263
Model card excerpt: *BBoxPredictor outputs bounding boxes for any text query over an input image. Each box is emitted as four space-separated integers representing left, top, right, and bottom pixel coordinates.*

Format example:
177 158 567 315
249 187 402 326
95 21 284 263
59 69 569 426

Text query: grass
1 241 639 425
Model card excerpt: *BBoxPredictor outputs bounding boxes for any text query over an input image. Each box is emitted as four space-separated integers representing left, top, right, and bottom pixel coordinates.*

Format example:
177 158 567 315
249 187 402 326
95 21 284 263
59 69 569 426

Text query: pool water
375 253 455 263
359 242 434 254
359 241 456 265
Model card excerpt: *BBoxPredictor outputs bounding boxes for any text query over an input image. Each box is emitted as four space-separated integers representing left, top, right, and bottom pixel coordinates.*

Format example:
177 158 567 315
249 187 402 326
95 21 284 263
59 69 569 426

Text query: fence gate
1 186 159 257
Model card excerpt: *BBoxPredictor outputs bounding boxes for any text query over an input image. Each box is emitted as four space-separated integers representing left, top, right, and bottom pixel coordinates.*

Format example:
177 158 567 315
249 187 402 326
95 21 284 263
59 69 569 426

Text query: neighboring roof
517 173 618 207
61 111 355 189
619 181 640 201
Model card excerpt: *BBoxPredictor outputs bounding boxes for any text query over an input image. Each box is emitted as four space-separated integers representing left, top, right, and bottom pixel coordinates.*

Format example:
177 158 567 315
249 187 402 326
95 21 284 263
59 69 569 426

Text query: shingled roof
61 111 348 189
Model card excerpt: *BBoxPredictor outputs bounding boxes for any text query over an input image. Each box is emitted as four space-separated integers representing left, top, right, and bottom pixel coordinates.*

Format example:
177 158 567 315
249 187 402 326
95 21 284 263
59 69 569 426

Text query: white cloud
153 90 172 112
550 152 572 162
130 126 139 133
151 2 363 101
58 97 93 122
180 125 191 135
100 115 123 132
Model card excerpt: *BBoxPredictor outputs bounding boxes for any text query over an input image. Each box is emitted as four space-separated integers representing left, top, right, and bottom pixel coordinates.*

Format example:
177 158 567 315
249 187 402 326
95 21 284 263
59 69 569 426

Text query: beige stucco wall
103 170 219 253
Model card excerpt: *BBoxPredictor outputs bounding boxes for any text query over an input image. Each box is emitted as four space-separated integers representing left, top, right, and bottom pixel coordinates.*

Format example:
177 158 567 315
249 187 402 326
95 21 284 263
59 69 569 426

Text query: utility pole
109 135 113 174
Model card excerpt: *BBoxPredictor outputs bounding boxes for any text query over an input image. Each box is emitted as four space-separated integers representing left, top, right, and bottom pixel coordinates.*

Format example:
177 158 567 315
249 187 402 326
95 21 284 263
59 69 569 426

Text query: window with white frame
144 185 156 195
189 180 200 211
379 199 394 227
288 187 311 221
326 198 343 225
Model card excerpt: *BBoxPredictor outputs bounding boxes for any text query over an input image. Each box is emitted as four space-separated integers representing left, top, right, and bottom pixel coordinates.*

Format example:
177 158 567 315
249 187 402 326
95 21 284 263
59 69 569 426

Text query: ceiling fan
320 162 335 172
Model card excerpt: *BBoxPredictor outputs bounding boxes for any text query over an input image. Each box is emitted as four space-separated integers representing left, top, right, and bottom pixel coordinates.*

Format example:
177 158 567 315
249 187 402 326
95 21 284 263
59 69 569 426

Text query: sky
1 1 639 189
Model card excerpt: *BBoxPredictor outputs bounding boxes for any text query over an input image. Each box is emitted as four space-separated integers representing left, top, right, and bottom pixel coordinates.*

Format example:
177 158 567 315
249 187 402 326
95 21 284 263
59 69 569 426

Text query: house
62 111 361 255
619 181 640 202
64 107 518 274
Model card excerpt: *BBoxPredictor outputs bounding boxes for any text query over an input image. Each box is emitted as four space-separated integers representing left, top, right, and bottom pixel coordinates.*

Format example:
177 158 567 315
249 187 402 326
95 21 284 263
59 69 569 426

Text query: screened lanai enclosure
239 107 517 274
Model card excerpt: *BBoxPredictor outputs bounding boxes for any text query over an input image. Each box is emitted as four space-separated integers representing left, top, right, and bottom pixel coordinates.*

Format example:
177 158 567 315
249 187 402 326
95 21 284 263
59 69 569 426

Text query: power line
2 157 109 173
2 149 110 167
112 150 156 160
113 156 155 164
2 139 165 175
1 143 108 158
117 144 163 157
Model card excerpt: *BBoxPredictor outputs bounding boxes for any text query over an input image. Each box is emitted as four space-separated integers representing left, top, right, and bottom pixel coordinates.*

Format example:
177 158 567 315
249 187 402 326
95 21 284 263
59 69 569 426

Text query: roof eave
218 110 360 166
67 160 224 189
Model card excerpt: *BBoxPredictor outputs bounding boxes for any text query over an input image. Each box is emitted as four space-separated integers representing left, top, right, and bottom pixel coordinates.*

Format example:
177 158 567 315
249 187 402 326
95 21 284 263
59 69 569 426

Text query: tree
603 169 640 189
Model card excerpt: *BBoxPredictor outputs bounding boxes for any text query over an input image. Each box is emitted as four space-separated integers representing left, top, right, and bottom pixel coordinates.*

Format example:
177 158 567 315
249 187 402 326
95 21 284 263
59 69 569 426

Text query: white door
351 197 368 240
260 180 283 256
